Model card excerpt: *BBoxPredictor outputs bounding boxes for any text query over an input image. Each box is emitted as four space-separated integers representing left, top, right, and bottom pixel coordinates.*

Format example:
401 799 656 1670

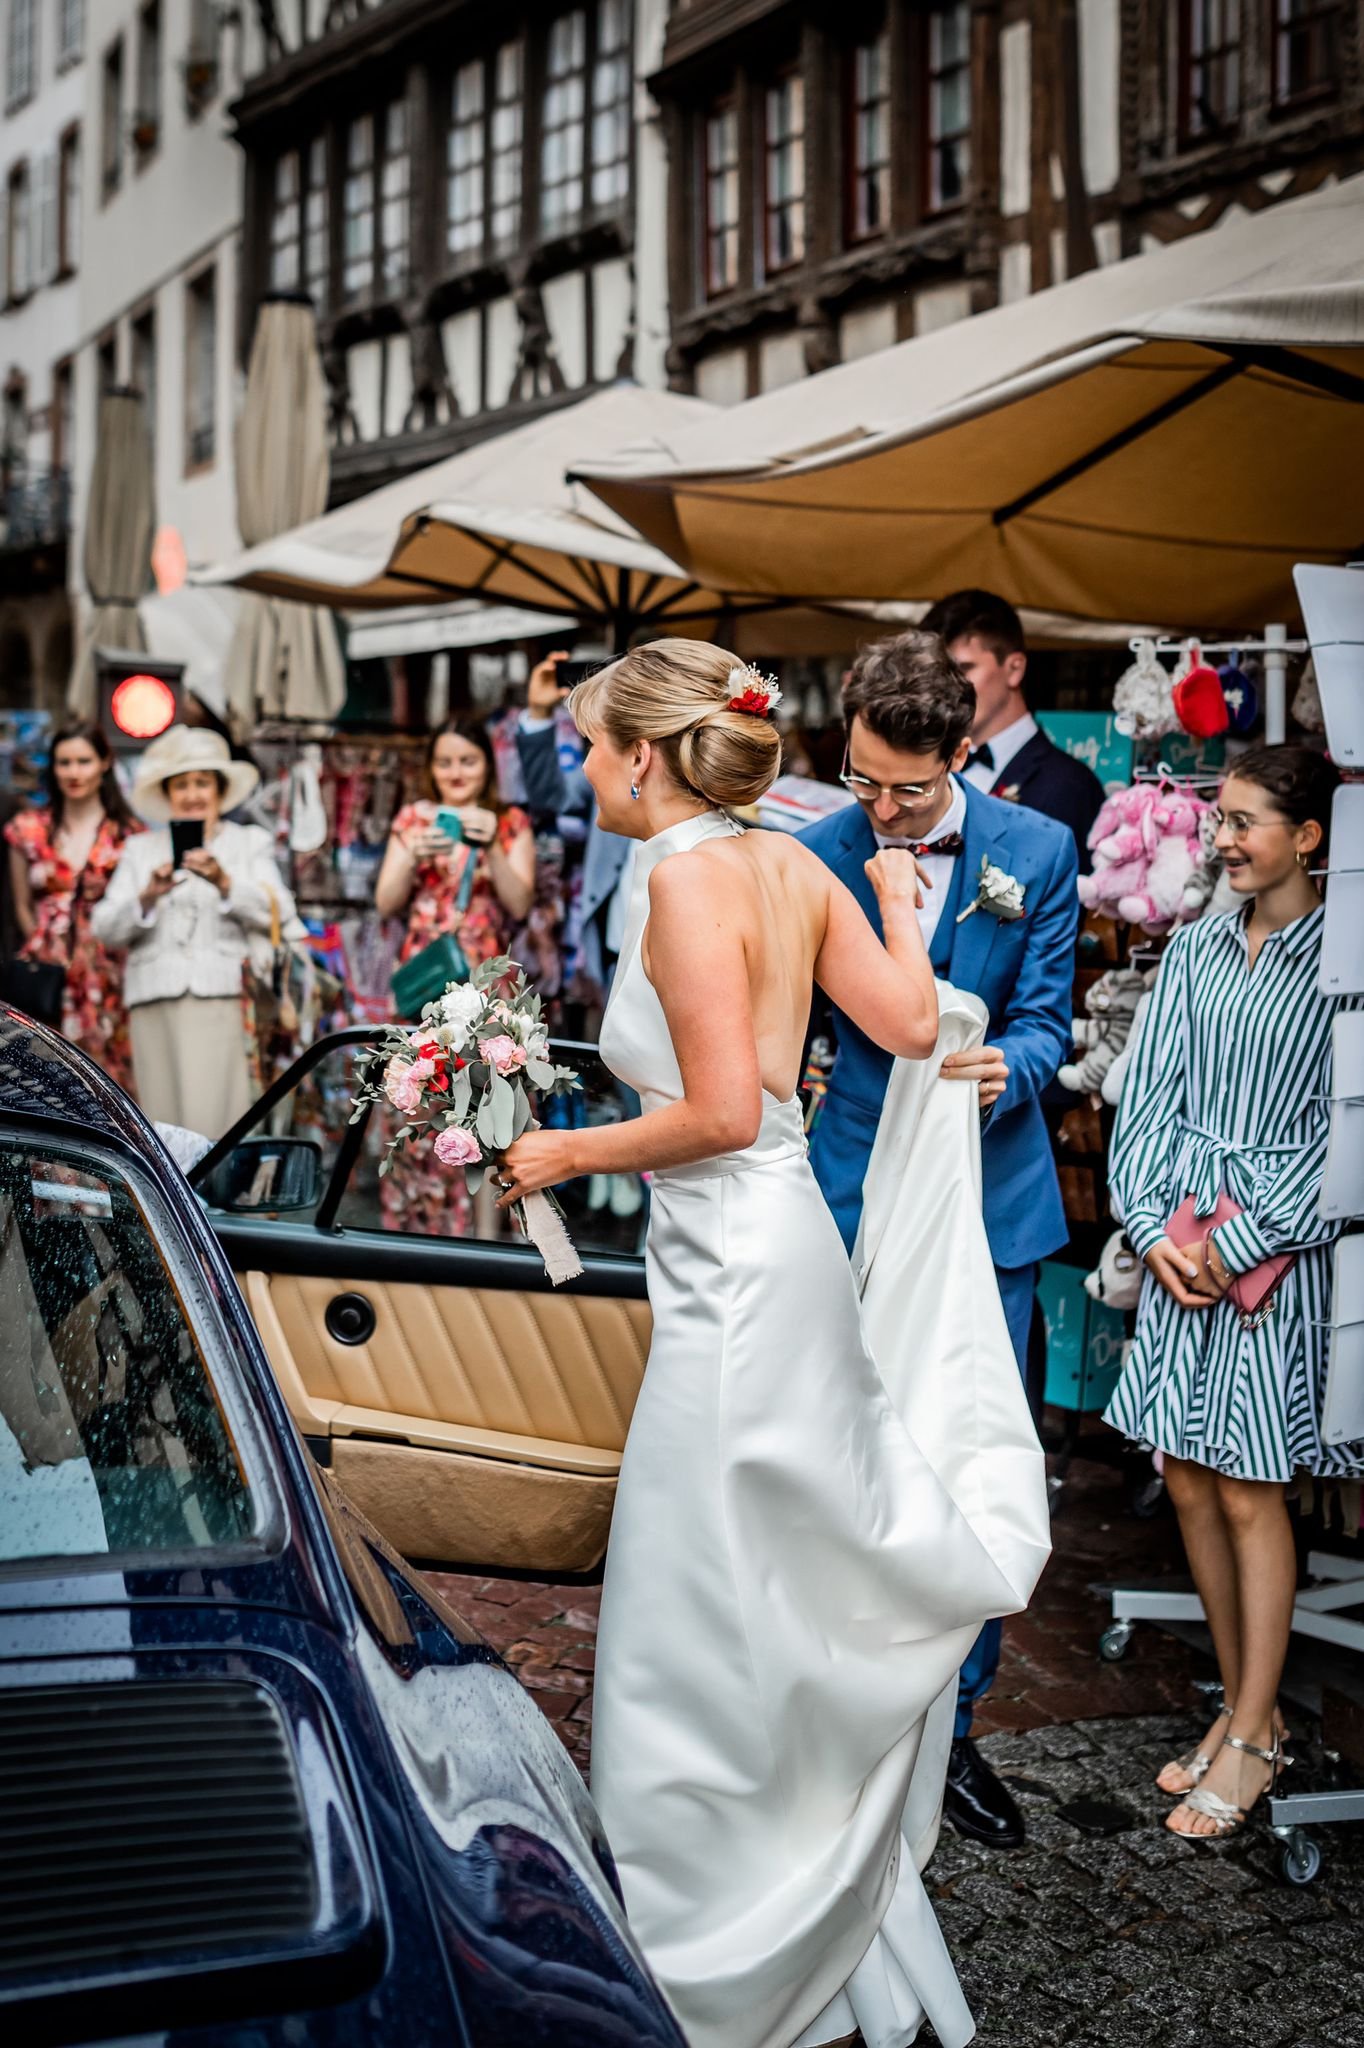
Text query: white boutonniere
957 855 1027 925
998 783 1022 804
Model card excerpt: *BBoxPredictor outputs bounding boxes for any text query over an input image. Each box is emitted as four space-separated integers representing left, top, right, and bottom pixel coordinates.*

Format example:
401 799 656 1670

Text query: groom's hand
941 1044 1008 1110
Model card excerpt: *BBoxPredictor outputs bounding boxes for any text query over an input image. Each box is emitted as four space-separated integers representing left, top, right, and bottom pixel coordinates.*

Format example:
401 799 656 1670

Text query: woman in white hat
92 726 296 1137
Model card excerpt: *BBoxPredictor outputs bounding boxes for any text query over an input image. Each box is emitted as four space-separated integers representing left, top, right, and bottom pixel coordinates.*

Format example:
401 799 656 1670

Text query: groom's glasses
838 747 944 811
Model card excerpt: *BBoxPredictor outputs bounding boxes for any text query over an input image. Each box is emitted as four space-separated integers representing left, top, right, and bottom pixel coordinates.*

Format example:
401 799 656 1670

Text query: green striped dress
1104 904 1363 1481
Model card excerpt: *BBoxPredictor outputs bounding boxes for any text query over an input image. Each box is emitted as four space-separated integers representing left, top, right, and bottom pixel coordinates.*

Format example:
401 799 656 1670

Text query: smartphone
434 808 465 843
169 818 205 867
556 658 613 690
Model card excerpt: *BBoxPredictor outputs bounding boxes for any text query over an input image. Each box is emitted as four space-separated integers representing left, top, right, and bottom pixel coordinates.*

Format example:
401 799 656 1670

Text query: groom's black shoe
944 1737 1025 1849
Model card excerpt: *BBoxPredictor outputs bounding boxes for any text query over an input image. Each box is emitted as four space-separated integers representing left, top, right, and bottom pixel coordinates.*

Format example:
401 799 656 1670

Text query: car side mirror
197 1137 324 1215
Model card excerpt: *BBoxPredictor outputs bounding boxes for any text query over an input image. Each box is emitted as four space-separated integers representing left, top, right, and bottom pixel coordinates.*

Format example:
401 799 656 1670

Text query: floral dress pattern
4 808 142 1096
382 802 531 1240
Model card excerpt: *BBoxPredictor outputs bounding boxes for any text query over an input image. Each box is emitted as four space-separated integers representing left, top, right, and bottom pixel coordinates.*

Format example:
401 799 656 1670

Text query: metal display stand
1102 563 1364 1885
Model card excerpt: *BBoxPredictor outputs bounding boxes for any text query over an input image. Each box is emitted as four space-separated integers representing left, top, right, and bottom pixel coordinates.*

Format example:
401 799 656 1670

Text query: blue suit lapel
948 782 1010 994
929 854 966 972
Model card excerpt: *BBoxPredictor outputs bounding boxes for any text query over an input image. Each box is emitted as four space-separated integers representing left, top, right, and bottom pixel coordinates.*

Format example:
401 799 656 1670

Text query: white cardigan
92 821 297 1009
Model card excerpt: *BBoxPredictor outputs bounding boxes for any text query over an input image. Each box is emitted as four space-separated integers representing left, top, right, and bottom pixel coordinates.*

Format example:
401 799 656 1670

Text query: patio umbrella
576 176 1364 631
197 385 831 645
225 295 345 733
68 389 154 716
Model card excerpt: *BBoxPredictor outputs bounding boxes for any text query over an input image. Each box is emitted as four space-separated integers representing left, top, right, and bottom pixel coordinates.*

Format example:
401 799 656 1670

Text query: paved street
427 1444 1364 2046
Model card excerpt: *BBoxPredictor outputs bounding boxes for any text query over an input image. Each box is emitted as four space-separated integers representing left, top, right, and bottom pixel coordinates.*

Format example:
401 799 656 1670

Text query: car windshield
0 1138 256 1566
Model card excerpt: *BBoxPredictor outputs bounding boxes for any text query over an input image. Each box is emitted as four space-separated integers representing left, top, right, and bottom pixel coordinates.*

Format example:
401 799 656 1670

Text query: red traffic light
109 672 178 741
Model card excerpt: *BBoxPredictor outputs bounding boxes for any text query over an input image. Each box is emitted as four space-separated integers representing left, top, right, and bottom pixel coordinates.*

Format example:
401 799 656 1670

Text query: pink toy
1077 782 1213 934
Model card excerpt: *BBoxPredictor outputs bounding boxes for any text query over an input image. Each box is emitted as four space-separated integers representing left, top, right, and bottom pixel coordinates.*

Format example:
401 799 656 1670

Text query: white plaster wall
694 347 749 405
839 301 897 362
999 241 1032 303
1093 218 1122 267
593 256 633 381
383 331 413 439
915 281 972 335
758 329 805 392
1000 21 1031 220
442 307 482 417
542 270 588 389
485 295 518 409
348 340 384 444
633 0 670 389
1077 0 1121 195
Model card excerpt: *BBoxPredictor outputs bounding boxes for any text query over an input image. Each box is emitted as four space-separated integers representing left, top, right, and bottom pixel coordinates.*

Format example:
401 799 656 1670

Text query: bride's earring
630 782 640 801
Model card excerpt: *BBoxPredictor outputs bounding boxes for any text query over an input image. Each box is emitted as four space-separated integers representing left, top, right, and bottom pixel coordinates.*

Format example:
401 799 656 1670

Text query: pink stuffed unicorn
1077 782 1213 934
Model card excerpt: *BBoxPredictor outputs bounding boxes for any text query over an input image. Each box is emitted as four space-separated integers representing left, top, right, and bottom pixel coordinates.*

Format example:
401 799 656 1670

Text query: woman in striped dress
1105 744 1361 1841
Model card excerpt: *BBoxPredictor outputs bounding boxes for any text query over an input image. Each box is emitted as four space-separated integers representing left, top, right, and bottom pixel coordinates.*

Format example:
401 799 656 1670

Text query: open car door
193 1030 649 1575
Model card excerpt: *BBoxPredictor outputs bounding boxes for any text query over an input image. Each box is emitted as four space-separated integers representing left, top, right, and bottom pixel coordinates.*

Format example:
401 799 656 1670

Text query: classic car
0 1009 680 2047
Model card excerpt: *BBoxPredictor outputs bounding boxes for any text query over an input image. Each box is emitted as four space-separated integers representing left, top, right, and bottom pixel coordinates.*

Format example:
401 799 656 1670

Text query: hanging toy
1113 638 1179 741
1292 656 1326 734
1171 641 1229 741
1217 653 1259 735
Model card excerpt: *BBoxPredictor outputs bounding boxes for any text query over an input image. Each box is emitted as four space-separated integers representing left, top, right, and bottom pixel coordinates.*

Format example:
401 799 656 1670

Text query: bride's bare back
642 828 938 1116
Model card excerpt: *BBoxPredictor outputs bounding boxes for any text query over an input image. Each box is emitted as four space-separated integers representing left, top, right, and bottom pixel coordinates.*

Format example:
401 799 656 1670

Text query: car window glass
0 1144 256 1566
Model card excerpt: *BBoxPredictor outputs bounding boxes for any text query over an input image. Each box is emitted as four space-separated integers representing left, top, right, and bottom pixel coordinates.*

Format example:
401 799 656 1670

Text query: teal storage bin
1039 1259 1128 1414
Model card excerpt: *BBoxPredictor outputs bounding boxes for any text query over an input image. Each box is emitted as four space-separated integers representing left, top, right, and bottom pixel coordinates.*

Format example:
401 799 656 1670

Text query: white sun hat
130 724 261 824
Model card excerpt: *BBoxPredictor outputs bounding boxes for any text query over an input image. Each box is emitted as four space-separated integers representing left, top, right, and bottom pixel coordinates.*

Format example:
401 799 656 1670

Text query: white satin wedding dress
592 811 1050 2048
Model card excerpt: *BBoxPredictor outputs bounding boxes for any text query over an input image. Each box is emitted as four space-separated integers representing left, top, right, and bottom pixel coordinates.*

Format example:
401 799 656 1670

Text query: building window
703 100 741 296
135 1 162 163
847 29 891 242
132 307 157 463
58 0 85 70
303 138 329 305
1272 0 1340 106
6 0 37 113
185 265 216 471
51 359 73 476
1179 1 1241 139
541 10 587 234
58 125 81 275
185 0 220 115
927 2 971 211
379 98 410 296
342 113 375 300
102 39 125 202
97 330 117 397
447 58 487 258
447 40 526 262
6 164 30 303
590 0 631 211
764 69 806 274
270 150 301 290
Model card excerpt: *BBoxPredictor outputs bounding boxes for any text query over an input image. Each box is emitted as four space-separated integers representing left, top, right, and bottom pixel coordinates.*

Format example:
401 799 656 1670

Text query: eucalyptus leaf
476 1093 497 1148
491 1071 515 1150
511 1088 533 1138
466 1163 487 1194
449 1069 472 1121
526 1058 556 1090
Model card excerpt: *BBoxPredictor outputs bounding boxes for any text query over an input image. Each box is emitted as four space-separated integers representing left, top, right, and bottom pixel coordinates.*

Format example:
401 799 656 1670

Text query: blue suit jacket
801 780 1078 1270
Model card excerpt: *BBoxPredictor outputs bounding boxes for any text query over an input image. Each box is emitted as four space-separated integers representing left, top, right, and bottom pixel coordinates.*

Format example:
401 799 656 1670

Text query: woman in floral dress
374 716 534 1236
5 720 141 1094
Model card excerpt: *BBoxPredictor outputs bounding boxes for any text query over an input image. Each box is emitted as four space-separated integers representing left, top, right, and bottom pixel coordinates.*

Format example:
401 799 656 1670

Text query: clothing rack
1126 623 1308 744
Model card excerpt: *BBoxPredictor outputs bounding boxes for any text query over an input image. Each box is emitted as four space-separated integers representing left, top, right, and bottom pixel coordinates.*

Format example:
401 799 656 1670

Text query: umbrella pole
1264 622 1288 744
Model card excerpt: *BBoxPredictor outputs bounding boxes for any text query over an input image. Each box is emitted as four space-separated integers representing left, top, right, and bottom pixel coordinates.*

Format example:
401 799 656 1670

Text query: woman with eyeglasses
1104 743 1362 1843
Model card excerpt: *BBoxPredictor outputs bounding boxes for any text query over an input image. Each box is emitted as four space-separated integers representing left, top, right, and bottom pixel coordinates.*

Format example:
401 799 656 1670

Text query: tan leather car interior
245 1271 650 1571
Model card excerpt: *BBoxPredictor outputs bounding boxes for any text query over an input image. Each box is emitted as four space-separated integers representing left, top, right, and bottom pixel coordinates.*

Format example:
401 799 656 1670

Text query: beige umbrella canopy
68 389 154 716
197 384 843 646
577 176 1364 631
226 296 345 733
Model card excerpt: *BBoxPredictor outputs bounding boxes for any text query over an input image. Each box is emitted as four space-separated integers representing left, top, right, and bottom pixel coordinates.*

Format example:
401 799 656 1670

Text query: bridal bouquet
351 956 584 1284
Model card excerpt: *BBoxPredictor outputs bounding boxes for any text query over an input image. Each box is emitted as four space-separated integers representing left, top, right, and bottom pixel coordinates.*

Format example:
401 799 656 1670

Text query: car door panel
200 1036 650 1575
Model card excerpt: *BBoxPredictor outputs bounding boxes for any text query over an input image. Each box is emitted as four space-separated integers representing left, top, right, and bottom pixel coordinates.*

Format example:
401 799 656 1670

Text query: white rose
439 983 485 1045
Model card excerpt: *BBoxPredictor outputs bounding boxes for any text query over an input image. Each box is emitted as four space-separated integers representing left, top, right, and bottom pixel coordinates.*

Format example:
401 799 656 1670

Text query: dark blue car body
0 1012 684 2048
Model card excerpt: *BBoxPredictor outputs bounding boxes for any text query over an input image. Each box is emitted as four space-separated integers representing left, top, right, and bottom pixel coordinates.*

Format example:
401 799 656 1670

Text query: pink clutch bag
1166 1193 1294 1331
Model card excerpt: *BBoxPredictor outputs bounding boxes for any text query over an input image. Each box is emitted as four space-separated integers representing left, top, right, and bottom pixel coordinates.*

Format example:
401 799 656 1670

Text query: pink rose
479 1034 527 1076
433 1125 482 1167
384 1055 434 1117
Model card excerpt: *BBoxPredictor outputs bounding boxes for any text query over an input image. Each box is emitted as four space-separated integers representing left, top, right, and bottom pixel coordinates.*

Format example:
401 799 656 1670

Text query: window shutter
40 148 58 285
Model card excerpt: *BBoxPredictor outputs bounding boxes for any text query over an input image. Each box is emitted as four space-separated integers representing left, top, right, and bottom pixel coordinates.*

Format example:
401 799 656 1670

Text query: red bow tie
904 833 965 858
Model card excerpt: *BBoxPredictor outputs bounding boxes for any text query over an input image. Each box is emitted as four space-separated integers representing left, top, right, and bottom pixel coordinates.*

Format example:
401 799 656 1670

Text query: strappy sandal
1166 1731 1292 1840
1155 1702 1232 1794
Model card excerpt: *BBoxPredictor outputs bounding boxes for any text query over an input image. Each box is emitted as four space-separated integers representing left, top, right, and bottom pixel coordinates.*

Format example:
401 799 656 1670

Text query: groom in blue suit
802 630 1078 1850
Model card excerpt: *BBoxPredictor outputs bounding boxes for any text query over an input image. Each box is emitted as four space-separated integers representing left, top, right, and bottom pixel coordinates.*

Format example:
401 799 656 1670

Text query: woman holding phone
375 716 534 1238
92 726 296 1137
376 716 534 969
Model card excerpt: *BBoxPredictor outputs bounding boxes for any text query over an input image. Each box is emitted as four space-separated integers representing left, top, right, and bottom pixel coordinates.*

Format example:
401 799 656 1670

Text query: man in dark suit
921 589 1104 870
802 631 1078 1851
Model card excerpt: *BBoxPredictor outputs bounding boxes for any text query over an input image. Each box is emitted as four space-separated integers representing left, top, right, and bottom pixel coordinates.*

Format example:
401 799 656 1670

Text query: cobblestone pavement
423 1446 1364 2045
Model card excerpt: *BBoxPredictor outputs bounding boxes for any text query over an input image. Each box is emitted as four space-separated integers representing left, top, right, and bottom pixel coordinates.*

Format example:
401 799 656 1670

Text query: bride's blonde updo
569 638 782 810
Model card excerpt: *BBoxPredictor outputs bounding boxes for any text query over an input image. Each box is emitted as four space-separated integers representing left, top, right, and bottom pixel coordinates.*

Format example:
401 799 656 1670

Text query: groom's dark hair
843 630 976 761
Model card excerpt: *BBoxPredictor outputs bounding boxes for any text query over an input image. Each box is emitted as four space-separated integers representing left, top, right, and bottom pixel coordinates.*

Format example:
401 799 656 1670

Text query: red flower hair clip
726 665 783 718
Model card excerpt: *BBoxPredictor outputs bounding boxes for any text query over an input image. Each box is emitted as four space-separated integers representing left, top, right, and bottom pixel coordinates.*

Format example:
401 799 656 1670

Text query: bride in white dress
499 642 1049 2048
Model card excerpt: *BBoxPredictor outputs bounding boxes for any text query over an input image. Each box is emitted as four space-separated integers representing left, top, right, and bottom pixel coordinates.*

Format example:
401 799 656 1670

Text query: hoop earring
630 783 640 801
1296 848 1310 870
